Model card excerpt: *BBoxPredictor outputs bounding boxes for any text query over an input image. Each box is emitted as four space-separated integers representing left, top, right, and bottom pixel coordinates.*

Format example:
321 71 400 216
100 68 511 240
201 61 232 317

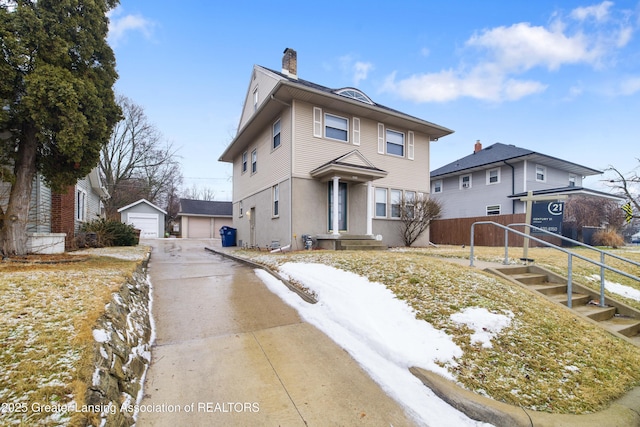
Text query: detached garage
177 199 232 238
118 199 167 238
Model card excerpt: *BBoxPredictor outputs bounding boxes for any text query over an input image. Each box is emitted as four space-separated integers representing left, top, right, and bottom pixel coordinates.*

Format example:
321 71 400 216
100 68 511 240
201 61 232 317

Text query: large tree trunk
1 128 38 256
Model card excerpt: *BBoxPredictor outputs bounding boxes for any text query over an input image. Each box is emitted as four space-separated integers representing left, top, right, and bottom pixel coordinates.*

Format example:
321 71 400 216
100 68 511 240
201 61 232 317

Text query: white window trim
241 151 247 174
324 112 349 142
569 174 577 187
239 200 243 218
272 184 279 218
377 123 384 154
486 168 500 185
253 86 258 112
390 189 402 219
536 164 547 182
460 174 472 189
251 149 257 174
433 179 443 193
386 129 405 157
76 188 87 222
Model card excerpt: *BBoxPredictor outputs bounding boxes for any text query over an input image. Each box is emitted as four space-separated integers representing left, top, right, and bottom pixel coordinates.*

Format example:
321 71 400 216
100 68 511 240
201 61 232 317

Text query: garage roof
117 198 167 214
178 199 232 217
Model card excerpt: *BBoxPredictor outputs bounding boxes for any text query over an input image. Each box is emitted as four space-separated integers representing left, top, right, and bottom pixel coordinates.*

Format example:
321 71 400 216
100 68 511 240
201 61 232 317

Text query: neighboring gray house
177 198 232 238
118 199 166 239
219 48 454 248
430 141 620 219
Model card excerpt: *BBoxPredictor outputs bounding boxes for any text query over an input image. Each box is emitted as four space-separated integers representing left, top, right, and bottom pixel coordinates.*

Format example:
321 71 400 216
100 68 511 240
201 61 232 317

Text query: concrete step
510 273 549 285
573 304 617 322
339 240 387 251
599 317 640 337
550 293 591 307
529 283 567 296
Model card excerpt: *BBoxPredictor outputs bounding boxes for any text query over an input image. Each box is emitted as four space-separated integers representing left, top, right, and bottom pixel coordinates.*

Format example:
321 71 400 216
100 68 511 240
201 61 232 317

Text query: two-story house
430 141 619 219
218 48 454 248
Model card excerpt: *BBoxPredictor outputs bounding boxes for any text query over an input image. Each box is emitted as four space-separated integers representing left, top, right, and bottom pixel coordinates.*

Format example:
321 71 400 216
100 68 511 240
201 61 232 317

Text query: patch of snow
255 262 490 427
589 274 640 302
92 329 110 343
450 307 513 349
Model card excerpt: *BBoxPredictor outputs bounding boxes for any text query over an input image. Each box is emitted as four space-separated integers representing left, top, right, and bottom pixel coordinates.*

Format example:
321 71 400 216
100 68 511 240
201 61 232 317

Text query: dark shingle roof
431 142 601 178
178 199 232 217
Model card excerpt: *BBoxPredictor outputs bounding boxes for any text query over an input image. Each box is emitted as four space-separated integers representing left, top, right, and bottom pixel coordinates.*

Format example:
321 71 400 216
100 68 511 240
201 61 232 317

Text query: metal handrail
470 221 640 308
508 223 640 307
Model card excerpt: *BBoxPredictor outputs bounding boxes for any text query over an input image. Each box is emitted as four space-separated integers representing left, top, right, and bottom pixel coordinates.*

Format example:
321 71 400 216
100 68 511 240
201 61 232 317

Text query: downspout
504 160 515 214
270 94 293 249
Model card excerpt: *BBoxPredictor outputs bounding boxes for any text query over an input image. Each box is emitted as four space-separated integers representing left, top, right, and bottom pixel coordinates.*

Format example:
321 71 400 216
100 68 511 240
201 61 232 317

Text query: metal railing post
567 254 573 308
600 252 606 307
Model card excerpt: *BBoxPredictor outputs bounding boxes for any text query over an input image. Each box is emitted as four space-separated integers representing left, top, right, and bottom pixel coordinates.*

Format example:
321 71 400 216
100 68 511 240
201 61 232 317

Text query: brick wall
51 185 75 249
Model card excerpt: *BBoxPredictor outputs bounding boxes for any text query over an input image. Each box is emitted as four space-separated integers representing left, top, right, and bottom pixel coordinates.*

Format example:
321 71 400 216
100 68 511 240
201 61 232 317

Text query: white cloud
353 61 373 86
571 1 614 22
380 2 632 103
107 7 154 47
615 76 640 95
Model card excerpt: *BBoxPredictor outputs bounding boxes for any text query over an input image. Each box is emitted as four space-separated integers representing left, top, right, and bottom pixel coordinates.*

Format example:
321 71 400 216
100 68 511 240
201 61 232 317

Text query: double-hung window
375 188 387 217
325 113 348 142
460 174 472 189
242 151 248 173
273 119 281 149
386 129 404 156
487 168 500 184
251 149 257 174
433 180 442 193
405 191 416 218
536 165 546 182
76 188 86 221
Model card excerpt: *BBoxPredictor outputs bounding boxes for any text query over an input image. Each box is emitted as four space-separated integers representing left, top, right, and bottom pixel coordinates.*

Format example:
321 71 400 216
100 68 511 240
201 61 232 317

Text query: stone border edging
204 247 317 304
410 367 640 427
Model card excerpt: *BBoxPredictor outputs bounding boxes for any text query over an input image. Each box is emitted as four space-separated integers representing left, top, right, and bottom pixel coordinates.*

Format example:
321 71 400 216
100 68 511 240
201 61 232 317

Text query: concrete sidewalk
137 239 418 426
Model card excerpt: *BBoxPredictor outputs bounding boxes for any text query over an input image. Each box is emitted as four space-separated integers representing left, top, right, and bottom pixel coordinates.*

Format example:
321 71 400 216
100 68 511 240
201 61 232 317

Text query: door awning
310 150 388 182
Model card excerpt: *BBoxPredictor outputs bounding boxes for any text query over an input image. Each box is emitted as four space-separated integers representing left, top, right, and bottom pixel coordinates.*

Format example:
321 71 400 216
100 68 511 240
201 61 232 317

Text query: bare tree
100 95 182 219
182 184 217 201
564 196 625 241
605 163 640 220
398 194 442 246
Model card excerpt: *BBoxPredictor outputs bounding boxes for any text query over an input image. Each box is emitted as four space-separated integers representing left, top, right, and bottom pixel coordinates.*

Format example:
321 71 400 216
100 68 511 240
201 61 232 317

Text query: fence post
470 223 475 267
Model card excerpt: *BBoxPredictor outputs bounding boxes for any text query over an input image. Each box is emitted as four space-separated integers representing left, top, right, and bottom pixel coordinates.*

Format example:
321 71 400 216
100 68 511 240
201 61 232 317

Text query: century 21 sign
531 201 564 234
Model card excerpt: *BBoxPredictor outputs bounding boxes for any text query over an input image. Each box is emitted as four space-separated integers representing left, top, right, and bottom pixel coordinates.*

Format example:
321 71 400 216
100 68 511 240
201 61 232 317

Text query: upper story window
433 180 443 193
242 151 248 173
335 88 374 105
273 119 281 149
239 200 243 217
536 165 546 182
76 188 87 221
251 149 257 174
569 174 577 187
386 129 404 157
325 113 349 142
460 174 472 189
375 188 387 217
487 168 500 185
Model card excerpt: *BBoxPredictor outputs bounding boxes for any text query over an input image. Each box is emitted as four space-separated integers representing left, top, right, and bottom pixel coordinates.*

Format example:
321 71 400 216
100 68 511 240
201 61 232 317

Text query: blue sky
108 0 640 201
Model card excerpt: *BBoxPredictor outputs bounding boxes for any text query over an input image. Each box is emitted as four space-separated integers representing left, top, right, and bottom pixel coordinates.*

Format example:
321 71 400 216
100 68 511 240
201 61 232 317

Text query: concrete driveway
137 239 418 426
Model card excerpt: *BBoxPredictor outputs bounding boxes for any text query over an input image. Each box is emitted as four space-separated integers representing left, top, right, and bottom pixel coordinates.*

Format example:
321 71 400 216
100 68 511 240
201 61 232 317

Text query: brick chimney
282 48 297 79
474 140 482 153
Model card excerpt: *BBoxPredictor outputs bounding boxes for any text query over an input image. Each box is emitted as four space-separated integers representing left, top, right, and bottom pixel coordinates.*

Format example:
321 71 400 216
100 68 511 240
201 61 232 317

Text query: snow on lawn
255 262 495 427
589 274 640 302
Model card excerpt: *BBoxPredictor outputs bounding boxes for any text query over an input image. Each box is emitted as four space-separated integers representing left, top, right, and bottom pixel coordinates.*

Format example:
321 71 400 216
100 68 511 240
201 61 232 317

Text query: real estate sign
531 201 564 234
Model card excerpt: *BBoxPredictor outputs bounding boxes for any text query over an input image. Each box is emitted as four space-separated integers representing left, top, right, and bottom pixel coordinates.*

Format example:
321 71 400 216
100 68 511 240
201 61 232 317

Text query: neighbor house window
390 189 402 218
433 180 442 193
386 129 404 156
253 87 258 111
569 174 577 187
239 201 243 217
375 188 387 217
242 151 248 173
487 168 500 184
325 113 348 141
273 119 281 149
251 149 257 174
536 165 546 182
273 184 279 217
486 205 501 215
460 174 472 189
76 188 86 221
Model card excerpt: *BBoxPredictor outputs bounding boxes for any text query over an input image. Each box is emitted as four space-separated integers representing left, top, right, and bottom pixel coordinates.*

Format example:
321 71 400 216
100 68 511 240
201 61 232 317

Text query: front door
328 182 347 232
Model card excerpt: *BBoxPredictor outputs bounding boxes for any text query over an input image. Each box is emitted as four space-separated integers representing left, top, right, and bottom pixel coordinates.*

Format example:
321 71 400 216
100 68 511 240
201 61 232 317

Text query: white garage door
128 213 159 238
187 217 212 238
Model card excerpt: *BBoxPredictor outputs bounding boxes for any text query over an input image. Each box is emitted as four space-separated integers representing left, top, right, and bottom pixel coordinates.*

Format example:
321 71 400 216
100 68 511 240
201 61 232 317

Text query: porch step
486 265 640 347
338 240 387 251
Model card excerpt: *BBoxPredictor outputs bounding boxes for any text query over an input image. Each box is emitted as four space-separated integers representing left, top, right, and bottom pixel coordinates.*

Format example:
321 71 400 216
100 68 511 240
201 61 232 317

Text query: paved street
137 238 418 426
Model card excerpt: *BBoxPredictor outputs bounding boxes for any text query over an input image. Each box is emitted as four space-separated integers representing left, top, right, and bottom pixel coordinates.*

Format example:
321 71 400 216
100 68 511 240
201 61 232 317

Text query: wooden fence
429 214 562 247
